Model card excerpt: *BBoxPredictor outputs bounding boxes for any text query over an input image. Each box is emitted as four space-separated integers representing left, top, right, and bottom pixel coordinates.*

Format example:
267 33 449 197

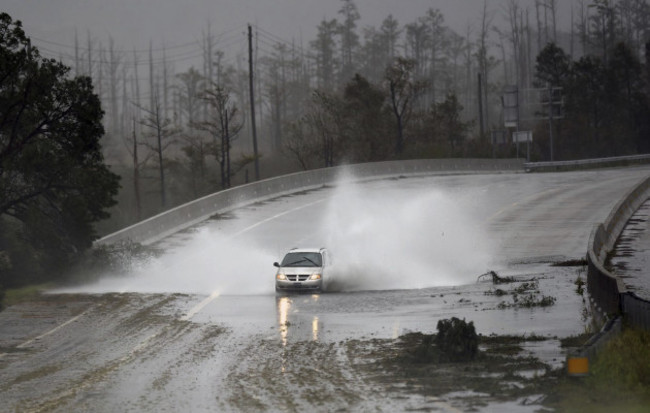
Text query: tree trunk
132 120 142 221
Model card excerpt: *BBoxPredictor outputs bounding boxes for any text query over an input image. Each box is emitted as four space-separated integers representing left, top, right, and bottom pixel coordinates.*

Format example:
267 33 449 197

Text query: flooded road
1 166 649 412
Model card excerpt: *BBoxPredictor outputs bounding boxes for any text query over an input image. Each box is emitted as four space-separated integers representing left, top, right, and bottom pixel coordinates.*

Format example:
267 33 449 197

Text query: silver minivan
274 248 329 293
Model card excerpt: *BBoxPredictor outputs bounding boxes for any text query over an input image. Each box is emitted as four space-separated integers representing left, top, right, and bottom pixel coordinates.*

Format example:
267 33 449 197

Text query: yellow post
567 357 589 376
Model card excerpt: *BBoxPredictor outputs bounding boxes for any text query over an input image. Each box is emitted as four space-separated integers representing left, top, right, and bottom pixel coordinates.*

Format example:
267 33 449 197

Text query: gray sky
5 0 577 56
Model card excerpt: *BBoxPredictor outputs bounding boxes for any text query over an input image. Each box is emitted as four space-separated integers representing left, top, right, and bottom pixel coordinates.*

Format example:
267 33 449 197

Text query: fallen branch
477 271 516 284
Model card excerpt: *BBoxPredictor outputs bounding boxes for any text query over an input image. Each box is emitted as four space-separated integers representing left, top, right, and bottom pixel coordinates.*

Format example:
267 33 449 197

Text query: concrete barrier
525 154 650 172
576 173 650 371
586 175 650 317
567 316 623 376
95 158 524 246
621 292 650 330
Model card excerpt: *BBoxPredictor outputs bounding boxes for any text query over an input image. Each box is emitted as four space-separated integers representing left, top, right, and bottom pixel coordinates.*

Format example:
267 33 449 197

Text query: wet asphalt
1 166 649 412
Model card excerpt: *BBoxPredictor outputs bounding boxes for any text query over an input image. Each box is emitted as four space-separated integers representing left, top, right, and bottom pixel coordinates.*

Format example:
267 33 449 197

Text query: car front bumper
275 279 322 292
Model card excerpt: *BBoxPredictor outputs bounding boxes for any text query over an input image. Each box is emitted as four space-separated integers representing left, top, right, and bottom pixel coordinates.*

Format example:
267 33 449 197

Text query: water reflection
275 294 322 346
312 316 319 341
277 296 291 347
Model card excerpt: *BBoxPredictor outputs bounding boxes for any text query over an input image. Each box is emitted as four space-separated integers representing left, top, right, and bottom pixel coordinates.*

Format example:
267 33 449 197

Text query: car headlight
277 273 287 280
309 274 321 280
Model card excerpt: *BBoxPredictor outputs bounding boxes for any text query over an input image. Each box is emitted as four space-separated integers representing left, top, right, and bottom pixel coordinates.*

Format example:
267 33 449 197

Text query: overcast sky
5 1 577 49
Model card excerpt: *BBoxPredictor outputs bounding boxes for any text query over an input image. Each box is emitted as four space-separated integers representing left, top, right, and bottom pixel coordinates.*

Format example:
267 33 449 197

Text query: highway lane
1 165 649 412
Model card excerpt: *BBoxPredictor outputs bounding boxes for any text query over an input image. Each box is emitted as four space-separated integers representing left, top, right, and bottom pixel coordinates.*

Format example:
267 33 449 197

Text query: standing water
62 175 494 295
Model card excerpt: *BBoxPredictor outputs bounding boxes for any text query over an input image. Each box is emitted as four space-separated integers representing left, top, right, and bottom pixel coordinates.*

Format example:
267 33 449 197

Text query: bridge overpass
1 159 649 412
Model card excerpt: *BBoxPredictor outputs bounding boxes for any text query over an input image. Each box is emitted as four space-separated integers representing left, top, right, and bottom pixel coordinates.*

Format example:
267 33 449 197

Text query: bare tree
311 19 339 90
283 119 318 170
590 0 618 62
196 84 244 188
381 14 401 60
179 133 212 197
122 118 154 221
337 0 360 82
308 90 344 167
426 8 446 104
176 67 205 128
85 31 93 77
74 29 80 76
404 18 429 81
202 21 215 123
139 95 177 209
477 0 494 132
545 0 558 43
384 57 425 155
107 36 122 136
576 0 591 56
261 43 292 153
535 0 544 51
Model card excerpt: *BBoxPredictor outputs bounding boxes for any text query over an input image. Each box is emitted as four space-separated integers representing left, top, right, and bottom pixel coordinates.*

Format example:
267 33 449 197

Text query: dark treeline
42 0 649 235
2 1 650 297
0 13 120 298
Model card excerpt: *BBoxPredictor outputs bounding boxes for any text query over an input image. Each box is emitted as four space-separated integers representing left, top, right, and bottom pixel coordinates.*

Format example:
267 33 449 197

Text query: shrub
435 317 479 362
590 328 650 393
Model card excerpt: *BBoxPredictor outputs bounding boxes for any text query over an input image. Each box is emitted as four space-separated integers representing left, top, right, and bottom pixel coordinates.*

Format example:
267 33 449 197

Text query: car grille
287 274 310 281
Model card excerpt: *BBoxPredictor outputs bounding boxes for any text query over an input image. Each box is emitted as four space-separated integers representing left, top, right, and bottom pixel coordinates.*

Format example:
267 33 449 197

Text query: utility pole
478 73 485 140
548 83 554 162
132 118 141 221
248 24 260 181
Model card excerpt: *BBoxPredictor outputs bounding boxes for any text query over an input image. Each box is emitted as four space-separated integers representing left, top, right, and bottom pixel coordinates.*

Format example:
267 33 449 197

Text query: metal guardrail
568 172 650 376
586 175 650 325
95 158 524 246
525 154 650 172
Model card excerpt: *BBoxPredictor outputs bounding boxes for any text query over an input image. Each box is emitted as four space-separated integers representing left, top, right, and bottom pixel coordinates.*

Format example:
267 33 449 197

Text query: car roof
287 247 325 253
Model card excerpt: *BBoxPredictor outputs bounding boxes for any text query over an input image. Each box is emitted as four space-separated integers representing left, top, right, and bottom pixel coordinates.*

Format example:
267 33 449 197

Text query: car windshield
280 252 322 267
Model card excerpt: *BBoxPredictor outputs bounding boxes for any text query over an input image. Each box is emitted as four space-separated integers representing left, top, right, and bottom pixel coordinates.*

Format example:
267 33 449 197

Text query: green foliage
590 328 650 392
409 332 439 363
535 43 571 87
342 74 391 161
575 276 586 295
548 329 650 412
534 41 650 160
0 13 120 289
285 70 472 167
425 94 473 153
2 283 50 308
435 317 479 362
406 318 479 364
494 281 557 309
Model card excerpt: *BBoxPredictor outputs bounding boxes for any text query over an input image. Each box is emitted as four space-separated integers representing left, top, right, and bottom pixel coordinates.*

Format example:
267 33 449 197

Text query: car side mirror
273 262 280 267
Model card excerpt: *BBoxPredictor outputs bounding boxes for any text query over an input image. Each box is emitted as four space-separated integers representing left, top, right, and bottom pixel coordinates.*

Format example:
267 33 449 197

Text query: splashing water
62 174 493 295
60 228 277 295
320 179 493 292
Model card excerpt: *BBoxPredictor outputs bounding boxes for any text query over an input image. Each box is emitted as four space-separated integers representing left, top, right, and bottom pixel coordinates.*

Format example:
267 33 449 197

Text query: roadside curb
566 316 622 376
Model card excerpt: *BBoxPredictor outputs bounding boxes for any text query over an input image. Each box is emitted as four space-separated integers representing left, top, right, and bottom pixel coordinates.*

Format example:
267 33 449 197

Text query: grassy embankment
548 328 650 412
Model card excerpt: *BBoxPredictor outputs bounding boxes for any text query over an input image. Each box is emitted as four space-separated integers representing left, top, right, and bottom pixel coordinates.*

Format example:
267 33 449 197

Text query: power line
254 26 316 60
28 25 243 54
34 35 248 68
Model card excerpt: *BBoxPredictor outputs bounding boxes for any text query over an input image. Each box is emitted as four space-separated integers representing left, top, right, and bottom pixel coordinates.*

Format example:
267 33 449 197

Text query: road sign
502 85 519 128
513 131 532 143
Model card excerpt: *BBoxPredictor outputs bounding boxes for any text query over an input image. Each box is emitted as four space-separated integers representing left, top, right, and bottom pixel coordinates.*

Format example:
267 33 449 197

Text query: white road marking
178 198 329 320
181 290 220 321
2 196 328 361
231 198 327 237
0 310 88 359
487 186 566 222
